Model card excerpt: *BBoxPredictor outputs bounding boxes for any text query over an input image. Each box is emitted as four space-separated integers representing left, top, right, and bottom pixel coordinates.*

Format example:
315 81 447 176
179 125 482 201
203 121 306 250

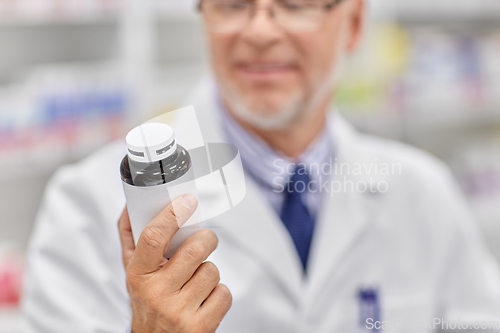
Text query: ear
345 0 365 53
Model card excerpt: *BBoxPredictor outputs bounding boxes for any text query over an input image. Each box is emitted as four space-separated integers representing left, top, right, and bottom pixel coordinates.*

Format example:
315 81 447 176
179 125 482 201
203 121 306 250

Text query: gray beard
221 84 308 130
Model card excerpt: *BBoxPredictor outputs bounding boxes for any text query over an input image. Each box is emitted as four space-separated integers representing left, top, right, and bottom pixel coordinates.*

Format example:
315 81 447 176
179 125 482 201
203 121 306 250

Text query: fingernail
182 194 198 209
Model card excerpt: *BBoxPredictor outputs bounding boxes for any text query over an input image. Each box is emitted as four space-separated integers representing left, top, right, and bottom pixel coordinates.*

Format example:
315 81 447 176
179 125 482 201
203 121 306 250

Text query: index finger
118 206 135 268
128 194 198 275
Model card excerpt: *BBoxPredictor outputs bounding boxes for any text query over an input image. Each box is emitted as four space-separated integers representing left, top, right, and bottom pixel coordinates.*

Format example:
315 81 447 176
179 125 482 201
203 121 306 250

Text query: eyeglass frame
197 0 348 31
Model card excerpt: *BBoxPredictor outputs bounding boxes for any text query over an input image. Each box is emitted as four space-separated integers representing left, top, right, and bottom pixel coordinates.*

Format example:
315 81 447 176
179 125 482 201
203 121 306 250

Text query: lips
238 62 296 72
234 61 298 83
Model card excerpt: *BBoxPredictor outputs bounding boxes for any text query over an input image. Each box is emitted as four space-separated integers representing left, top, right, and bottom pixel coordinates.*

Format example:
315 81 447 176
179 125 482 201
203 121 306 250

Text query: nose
239 5 283 49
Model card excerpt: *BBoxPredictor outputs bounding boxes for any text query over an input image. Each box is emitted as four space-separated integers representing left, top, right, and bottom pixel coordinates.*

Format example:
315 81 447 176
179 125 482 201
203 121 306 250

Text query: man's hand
118 194 232 333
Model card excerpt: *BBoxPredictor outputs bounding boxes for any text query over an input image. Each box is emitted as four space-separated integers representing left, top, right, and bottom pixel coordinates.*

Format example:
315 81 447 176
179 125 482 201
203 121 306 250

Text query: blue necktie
280 167 315 271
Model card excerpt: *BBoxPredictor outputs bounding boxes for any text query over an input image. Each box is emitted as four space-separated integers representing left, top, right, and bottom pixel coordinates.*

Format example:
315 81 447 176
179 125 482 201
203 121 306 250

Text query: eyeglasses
198 0 346 34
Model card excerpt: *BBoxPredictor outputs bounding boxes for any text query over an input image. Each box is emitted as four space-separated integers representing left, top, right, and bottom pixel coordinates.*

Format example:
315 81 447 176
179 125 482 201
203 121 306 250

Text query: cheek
208 34 234 75
296 27 345 83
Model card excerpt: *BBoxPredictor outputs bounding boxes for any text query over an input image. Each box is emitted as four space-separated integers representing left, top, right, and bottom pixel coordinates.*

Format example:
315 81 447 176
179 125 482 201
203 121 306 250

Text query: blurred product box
0 246 23 333
481 32 500 106
0 246 23 307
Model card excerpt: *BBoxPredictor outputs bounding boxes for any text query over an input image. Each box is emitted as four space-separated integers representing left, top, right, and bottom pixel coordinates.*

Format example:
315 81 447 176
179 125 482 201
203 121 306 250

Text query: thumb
129 194 198 275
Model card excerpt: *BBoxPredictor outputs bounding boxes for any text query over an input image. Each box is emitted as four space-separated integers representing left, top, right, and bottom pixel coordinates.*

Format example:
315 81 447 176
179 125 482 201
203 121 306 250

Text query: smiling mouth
236 62 298 74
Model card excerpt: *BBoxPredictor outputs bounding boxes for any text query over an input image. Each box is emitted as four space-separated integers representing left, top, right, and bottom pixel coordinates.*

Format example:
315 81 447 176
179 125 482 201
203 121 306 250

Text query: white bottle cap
126 123 177 163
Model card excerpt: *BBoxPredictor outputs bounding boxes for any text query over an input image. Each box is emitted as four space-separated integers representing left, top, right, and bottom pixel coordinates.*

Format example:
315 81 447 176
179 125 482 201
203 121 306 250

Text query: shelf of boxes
0 0 206 173
0 63 132 176
337 22 500 134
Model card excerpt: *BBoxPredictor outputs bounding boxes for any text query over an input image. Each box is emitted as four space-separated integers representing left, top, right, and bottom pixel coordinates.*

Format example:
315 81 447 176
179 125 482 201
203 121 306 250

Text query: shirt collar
217 95 335 191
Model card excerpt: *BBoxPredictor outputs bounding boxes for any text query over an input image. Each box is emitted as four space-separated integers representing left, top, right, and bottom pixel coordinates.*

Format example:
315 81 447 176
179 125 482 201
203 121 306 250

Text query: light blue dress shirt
218 101 335 219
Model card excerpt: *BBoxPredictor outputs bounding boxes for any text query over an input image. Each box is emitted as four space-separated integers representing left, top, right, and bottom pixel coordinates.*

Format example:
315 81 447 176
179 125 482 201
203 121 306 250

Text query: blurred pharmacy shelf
0 2 205 167
0 63 131 168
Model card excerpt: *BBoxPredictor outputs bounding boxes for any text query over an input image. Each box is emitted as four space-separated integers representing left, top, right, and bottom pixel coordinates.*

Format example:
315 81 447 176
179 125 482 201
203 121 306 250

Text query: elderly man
21 0 500 332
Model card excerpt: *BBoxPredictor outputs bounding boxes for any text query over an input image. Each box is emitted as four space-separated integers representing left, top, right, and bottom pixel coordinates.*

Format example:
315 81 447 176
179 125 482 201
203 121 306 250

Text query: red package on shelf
0 255 24 307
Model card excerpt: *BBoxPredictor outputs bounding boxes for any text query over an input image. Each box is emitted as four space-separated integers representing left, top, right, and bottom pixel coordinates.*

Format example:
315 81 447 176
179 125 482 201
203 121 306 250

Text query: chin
225 89 307 130
246 97 286 117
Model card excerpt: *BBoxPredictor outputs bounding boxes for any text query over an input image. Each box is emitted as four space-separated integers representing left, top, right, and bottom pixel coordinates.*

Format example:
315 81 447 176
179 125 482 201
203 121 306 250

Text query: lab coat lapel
214 177 304 300
305 113 378 301
187 79 304 299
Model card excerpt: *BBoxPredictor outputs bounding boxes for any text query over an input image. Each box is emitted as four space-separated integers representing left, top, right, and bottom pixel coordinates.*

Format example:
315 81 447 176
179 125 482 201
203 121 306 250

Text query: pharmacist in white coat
21 0 500 332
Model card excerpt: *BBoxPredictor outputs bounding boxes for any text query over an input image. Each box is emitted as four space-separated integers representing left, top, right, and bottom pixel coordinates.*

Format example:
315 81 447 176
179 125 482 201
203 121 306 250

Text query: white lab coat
21 79 500 333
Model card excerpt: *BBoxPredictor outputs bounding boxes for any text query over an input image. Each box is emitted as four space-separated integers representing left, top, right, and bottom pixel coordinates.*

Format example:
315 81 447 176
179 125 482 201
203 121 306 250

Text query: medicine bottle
120 123 192 187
